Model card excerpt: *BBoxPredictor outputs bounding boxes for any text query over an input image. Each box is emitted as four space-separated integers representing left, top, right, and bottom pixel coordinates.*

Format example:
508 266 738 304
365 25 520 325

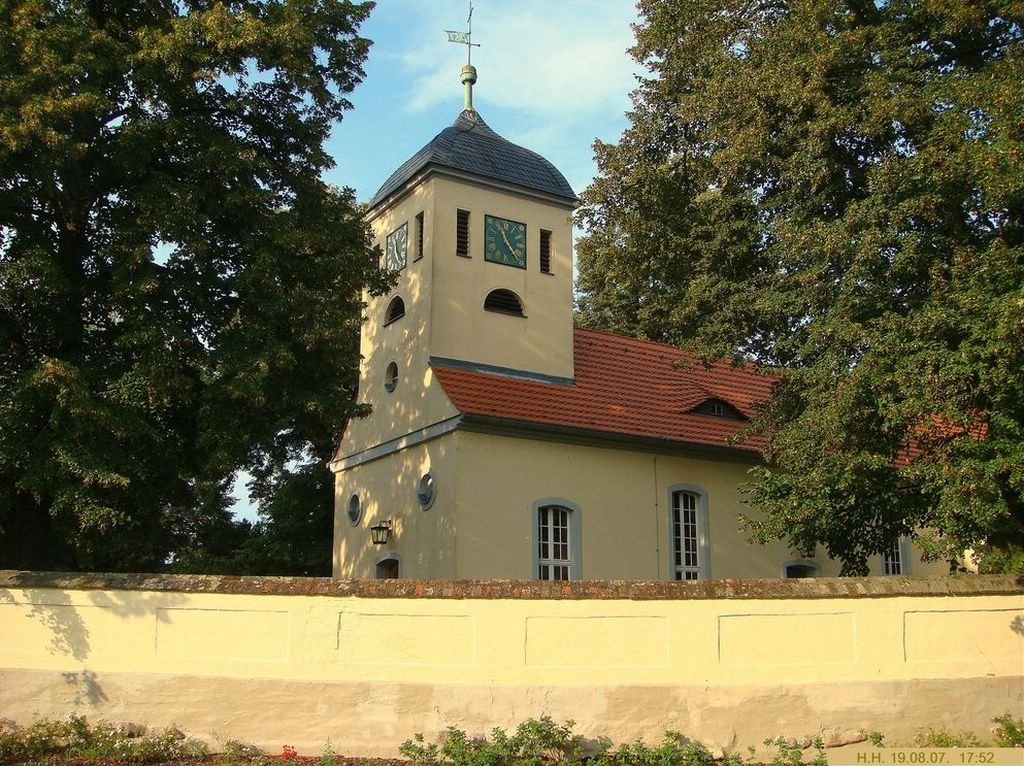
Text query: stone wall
1 571 1021 757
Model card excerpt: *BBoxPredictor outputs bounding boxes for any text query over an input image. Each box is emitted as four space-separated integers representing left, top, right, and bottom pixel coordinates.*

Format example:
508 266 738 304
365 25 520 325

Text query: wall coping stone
1 570 1021 600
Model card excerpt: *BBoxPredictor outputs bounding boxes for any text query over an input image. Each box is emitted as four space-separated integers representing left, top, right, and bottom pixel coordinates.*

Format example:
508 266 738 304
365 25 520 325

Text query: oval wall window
384 361 399 392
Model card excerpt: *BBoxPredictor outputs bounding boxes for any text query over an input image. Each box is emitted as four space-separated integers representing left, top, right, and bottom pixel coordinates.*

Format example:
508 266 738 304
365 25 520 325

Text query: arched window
384 361 398 393
531 499 582 580
668 485 710 580
384 296 406 324
783 560 819 578
484 289 524 317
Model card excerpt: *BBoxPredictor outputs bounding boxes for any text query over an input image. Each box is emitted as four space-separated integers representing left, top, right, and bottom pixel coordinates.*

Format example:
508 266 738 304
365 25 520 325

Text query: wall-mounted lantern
369 519 393 545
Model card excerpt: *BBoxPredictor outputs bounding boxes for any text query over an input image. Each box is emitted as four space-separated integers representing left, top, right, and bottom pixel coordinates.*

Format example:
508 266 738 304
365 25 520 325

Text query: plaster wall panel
718 612 857 666
524 616 668 668
0 603 115 662
154 608 290 663
336 612 475 667
903 607 1024 662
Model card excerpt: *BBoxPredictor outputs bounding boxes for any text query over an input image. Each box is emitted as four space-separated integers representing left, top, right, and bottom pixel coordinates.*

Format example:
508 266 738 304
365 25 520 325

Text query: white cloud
402 0 641 119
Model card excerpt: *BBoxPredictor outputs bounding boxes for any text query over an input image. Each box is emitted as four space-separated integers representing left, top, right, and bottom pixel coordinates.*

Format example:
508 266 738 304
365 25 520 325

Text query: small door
375 557 400 579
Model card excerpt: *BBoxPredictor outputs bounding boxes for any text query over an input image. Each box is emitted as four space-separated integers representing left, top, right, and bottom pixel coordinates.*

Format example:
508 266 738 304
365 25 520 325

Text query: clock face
385 223 408 272
484 215 527 269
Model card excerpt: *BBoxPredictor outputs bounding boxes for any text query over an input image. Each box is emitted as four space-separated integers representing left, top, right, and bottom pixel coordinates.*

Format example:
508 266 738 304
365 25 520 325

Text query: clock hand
500 227 516 256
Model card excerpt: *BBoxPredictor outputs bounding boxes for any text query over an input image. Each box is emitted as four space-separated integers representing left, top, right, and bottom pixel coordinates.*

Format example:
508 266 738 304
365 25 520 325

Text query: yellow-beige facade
331 84 946 582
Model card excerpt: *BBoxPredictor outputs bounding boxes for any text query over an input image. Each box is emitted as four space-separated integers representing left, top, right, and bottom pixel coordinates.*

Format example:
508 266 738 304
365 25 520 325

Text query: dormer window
693 398 745 420
483 289 524 317
384 296 406 325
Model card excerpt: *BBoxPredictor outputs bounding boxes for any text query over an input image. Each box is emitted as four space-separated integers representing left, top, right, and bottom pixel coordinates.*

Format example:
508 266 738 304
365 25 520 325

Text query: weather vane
445 2 481 66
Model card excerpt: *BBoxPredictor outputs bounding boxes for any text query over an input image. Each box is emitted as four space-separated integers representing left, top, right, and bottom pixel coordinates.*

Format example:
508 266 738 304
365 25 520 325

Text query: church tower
343 64 577 448
365 66 577 385
331 61 577 577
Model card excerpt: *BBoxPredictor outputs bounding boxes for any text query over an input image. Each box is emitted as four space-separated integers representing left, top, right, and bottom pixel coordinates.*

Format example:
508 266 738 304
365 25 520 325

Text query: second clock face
385 223 408 272
484 215 527 269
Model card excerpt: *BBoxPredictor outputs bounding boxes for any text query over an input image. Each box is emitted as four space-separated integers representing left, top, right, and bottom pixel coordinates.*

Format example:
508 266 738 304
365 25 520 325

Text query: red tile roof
431 327 777 454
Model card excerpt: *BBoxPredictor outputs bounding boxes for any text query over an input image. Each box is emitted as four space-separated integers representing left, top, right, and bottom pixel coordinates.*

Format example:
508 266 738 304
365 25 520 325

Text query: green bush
913 729 983 748
400 719 748 766
320 741 340 766
759 737 828 766
610 732 723 766
220 738 266 765
400 716 586 766
991 715 1024 748
0 715 207 763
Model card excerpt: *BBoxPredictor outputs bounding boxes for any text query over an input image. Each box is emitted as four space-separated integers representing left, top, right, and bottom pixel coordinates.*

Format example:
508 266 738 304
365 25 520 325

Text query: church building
329 63 943 581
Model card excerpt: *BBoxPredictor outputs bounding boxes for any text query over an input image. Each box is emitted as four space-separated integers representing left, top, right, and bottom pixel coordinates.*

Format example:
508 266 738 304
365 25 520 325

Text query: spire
460 65 478 111
445 2 481 112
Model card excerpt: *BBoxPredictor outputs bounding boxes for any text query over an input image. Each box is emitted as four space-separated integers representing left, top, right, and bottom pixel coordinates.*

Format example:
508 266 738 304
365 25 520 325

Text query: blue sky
325 0 643 204
234 0 643 521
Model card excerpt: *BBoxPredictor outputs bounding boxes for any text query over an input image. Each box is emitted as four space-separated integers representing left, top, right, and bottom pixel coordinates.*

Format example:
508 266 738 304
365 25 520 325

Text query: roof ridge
573 325 695 357
573 326 772 391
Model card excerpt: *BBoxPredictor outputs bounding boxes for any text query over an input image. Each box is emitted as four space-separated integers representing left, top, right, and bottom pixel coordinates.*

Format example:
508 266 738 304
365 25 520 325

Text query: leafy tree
0 0 388 572
576 0 1024 573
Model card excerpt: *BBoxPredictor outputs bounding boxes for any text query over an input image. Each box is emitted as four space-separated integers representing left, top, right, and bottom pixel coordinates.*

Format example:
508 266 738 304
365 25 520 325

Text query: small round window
347 493 362 526
417 472 435 510
384 362 398 393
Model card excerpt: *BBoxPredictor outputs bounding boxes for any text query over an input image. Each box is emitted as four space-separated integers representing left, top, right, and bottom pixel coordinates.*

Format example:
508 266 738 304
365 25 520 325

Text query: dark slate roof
369 110 576 208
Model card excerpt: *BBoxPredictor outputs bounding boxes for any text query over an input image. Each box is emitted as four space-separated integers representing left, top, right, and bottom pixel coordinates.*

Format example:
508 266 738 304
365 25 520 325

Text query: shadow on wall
1012 614 1023 636
0 583 89 661
61 669 107 705
1 572 187 709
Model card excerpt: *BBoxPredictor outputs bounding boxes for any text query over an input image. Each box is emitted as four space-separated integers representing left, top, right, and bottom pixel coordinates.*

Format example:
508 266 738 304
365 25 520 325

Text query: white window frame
882 537 910 575
531 499 582 581
668 484 710 580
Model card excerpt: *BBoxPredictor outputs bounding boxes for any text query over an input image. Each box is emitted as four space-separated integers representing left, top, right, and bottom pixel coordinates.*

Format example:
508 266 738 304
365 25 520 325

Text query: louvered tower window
384 296 405 324
415 211 424 261
539 229 552 273
456 209 470 257
483 289 524 316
